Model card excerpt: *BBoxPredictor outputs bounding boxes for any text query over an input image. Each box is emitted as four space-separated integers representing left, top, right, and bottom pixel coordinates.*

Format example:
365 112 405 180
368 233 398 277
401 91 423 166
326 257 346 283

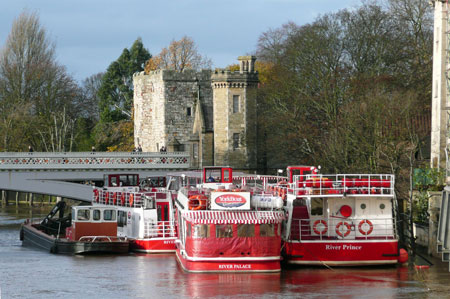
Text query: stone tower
211 56 259 169
133 69 212 154
431 0 449 169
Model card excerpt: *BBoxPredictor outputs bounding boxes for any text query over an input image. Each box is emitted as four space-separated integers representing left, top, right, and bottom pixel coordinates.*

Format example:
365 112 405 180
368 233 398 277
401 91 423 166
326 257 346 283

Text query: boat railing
143 220 176 238
78 236 128 242
288 217 397 241
94 188 171 208
274 174 395 197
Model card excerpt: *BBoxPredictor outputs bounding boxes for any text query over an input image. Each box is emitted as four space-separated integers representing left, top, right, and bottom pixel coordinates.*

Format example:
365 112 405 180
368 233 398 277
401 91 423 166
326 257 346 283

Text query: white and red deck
279 166 403 266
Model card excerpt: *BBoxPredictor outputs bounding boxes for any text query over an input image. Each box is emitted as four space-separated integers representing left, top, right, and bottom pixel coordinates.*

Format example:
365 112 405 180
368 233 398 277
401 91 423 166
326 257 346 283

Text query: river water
1 206 449 299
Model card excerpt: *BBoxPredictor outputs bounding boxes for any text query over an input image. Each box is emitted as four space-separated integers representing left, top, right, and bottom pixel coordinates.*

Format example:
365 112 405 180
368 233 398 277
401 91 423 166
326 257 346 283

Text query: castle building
133 56 258 169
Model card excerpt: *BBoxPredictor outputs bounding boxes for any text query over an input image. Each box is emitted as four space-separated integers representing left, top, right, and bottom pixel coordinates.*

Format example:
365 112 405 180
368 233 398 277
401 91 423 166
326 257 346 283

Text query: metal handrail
78 235 127 242
289 217 397 241
143 220 176 238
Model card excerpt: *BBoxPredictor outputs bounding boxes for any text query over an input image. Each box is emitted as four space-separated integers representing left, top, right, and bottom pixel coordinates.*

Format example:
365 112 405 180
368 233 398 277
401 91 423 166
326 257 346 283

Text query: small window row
75 209 117 222
186 223 280 239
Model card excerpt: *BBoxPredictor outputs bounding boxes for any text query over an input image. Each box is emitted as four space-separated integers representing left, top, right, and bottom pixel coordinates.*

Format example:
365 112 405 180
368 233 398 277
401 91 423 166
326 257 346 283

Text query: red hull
176 249 281 273
130 238 176 253
284 240 399 266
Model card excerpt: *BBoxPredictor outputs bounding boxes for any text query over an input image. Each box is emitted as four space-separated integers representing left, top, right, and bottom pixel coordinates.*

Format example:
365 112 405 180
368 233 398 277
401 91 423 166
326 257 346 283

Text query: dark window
311 198 324 216
104 210 116 221
187 107 192 116
233 133 239 150
118 210 126 227
93 209 101 221
77 209 90 221
237 224 255 237
233 95 239 113
192 224 210 238
216 224 233 238
260 224 275 237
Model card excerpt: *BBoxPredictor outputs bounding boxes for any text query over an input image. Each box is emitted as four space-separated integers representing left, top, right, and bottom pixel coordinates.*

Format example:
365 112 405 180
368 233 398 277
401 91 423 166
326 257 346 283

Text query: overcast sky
1 0 360 82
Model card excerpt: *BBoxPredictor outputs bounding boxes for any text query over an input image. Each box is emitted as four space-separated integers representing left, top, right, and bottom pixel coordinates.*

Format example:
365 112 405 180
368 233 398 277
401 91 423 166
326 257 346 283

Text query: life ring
358 219 373 235
313 220 328 235
188 195 208 210
278 187 286 200
105 192 109 204
120 193 125 206
129 194 134 207
111 192 117 205
94 189 99 202
335 221 351 237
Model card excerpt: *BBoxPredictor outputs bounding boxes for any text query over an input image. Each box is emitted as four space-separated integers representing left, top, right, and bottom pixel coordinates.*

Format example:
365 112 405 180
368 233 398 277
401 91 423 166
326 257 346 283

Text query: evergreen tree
98 38 151 122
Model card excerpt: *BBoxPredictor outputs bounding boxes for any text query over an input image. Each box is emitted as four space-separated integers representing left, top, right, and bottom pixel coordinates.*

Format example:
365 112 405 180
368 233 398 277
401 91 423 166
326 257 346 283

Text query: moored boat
279 166 407 266
92 173 177 253
20 202 129 254
174 166 285 273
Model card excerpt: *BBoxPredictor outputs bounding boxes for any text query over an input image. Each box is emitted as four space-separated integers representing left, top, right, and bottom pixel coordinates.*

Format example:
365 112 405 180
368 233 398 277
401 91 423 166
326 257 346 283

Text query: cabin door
157 202 170 222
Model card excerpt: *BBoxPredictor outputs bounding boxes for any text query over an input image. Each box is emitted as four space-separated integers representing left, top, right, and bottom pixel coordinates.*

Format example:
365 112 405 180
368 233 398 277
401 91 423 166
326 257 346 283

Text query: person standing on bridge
91 146 96 153
28 145 33 153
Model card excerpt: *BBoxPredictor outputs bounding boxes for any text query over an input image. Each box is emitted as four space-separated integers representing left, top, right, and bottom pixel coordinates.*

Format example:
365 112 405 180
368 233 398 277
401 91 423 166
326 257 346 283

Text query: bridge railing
0 152 190 170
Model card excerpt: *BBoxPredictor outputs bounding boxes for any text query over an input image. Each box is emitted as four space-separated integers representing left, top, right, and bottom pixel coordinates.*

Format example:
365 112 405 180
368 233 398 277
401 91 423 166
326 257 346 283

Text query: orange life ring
113 192 118 205
278 187 286 200
129 194 134 207
358 219 373 235
120 193 125 206
188 195 208 210
105 192 109 204
313 220 328 235
335 221 351 237
94 189 99 202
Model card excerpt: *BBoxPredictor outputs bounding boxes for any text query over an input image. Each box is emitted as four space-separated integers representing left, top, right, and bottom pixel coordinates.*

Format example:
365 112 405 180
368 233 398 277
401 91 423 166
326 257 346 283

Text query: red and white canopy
182 210 285 224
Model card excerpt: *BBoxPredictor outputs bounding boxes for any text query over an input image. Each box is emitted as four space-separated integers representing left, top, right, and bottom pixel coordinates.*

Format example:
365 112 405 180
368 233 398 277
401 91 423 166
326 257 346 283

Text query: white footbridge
0 151 190 202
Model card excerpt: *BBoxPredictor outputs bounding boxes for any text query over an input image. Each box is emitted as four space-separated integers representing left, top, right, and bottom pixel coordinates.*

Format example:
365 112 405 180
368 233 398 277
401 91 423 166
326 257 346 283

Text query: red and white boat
92 174 176 253
174 166 285 273
279 166 407 266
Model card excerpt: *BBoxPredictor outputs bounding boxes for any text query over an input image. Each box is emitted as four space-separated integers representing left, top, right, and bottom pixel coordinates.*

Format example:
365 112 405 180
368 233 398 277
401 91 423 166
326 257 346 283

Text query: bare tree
0 10 80 151
145 36 212 72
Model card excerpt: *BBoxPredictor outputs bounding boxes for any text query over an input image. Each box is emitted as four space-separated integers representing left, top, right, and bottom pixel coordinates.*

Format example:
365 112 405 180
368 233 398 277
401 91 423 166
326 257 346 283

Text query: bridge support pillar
15 192 19 206
1 190 5 206
28 193 33 207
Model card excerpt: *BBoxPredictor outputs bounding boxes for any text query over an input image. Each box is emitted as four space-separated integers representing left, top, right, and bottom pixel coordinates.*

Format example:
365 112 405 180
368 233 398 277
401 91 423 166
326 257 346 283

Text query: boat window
110 176 119 187
192 224 210 238
259 224 275 237
223 169 230 182
216 224 233 238
311 198 324 216
237 224 255 237
93 209 101 221
118 210 126 227
187 223 191 237
104 210 116 221
77 209 90 221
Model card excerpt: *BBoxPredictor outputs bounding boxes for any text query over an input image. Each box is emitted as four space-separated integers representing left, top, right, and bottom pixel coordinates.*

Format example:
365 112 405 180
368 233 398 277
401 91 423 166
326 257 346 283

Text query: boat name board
211 192 251 210
325 244 362 251
218 264 252 269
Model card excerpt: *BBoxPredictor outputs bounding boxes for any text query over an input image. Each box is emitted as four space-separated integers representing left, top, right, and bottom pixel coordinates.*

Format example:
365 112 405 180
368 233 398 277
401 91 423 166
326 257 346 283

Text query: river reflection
0 206 446 298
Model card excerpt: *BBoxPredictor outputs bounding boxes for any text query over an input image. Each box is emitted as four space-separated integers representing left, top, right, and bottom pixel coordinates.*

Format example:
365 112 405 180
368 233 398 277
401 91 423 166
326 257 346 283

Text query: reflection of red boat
93 174 176 253
283 266 410 296
180 272 281 298
279 166 406 266
175 167 285 272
